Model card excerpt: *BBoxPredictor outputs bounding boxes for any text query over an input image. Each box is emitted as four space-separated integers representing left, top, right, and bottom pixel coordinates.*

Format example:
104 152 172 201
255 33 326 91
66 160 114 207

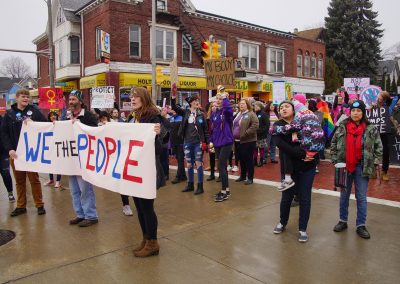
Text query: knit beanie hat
348 93 359 100
292 99 307 114
70 90 83 102
294 93 307 105
350 100 366 115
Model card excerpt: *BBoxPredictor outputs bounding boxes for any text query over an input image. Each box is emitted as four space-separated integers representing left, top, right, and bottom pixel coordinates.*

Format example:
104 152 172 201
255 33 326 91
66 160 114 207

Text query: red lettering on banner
104 137 116 175
86 135 96 171
123 140 144 183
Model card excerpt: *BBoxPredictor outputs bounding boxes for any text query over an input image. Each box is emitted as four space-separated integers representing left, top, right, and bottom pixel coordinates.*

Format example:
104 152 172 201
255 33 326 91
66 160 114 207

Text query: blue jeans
339 165 369 226
69 176 98 220
280 166 316 231
265 134 277 161
184 143 204 183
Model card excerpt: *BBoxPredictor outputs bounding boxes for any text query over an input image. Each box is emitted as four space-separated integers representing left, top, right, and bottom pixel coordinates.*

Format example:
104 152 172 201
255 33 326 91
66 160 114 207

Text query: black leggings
239 141 256 180
234 141 240 166
215 144 233 190
133 197 158 240
0 157 13 193
380 133 390 172
209 152 216 176
121 194 133 206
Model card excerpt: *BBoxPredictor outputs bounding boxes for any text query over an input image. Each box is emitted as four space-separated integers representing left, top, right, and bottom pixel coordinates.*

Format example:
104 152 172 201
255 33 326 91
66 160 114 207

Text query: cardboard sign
344 78 370 94
204 57 236 90
366 106 391 134
91 86 115 108
390 135 400 165
15 121 157 199
272 81 286 105
39 88 65 109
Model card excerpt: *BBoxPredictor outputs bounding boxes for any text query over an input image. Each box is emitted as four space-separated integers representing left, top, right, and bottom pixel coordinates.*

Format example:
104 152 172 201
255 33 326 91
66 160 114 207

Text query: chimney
294 28 299 33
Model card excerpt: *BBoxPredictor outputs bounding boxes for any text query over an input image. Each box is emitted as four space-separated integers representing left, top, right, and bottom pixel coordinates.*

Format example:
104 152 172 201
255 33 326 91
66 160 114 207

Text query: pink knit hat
293 100 307 114
348 93 359 100
294 93 307 105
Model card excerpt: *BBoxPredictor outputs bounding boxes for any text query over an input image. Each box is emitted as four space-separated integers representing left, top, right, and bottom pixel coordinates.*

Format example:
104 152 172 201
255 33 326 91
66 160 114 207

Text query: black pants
380 133 390 172
209 152 216 177
283 152 294 175
160 147 169 178
215 144 233 190
173 145 186 180
0 157 13 193
49 174 61 182
133 197 158 240
121 194 133 206
228 150 233 167
234 141 240 166
239 141 256 180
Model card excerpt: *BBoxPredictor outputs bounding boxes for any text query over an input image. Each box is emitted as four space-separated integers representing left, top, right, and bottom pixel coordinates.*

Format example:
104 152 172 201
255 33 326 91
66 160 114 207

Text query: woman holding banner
129 87 162 257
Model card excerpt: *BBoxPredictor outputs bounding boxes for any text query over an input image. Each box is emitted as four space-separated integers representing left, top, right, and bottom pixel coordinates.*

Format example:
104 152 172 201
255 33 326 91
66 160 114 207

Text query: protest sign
39 88 65 109
344 78 370 94
15 121 157 199
366 106 391 134
390 135 400 165
91 86 115 108
204 57 236 89
0 98 6 114
360 85 381 108
272 81 286 105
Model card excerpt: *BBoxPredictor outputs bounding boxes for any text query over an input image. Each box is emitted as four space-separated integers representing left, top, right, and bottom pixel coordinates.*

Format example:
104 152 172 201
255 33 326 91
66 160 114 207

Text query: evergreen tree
385 76 391 91
391 77 397 93
325 0 383 79
324 57 342 94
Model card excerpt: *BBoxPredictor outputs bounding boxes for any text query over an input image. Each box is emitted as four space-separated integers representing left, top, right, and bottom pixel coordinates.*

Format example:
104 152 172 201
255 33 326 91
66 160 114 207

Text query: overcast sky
0 0 398 74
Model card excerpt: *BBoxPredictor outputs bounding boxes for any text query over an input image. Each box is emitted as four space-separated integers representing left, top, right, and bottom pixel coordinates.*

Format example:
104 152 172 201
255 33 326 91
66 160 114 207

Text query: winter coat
169 114 184 146
330 119 383 178
209 98 234 147
238 111 259 144
255 110 270 140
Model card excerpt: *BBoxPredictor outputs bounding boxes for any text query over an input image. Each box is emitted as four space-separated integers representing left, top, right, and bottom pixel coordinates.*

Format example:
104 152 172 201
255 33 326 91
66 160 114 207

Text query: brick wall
293 37 326 80
36 38 50 87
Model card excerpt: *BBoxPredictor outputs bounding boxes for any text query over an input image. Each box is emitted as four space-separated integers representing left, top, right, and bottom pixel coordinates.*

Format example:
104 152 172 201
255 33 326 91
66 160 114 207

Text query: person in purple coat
209 85 234 202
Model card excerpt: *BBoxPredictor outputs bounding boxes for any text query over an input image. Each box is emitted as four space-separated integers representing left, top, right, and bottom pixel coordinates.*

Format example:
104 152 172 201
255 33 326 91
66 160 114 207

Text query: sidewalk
0 173 399 283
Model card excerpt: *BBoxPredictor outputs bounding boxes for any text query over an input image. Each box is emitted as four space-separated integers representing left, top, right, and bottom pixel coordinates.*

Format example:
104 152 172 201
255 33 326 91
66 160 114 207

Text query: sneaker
37 207 46 215
8 192 15 203
122 205 133 216
69 217 85 225
277 180 295 192
356 226 371 239
271 160 278 164
333 221 348 232
298 231 308 242
273 223 285 234
10 207 27 217
235 177 246 182
54 181 61 188
78 219 99 227
232 166 239 172
244 179 253 185
214 192 228 202
315 166 319 174
225 191 231 199
227 165 232 171
44 180 54 186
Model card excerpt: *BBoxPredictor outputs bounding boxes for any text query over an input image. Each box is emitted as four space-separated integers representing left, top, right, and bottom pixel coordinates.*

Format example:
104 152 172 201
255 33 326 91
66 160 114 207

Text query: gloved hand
201 142 208 152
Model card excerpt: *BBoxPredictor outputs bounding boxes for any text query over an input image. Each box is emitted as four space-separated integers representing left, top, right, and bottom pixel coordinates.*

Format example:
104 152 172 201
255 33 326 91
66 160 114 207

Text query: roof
378 60 396 75
0 77 22 93
295 28 325 41
60 0 92 12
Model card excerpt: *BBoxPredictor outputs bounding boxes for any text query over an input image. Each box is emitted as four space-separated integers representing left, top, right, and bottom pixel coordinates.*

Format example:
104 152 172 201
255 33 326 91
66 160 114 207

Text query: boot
382 172 389 181
133 235 148 253
194 183 204 195
134 240 160 257
182 182 194 192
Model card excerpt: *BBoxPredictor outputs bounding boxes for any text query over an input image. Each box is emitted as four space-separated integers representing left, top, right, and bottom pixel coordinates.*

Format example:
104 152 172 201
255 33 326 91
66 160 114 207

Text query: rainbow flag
317 100 335 138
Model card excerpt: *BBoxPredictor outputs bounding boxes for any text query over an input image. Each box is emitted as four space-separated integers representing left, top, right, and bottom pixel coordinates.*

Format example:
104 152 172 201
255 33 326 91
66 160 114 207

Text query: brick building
33 0 326 109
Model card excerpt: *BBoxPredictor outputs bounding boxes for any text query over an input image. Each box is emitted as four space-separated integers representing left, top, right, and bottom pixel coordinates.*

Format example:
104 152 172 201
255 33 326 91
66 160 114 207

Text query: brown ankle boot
132 235 148 253
134 240 160 257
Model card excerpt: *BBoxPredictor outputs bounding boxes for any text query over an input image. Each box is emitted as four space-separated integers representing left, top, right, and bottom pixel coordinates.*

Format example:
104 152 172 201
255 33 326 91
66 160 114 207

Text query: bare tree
0 56 32 79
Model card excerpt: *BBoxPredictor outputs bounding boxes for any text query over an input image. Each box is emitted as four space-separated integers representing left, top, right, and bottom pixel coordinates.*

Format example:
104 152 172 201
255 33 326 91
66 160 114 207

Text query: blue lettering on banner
77 134 88 168
41 132 53 164
96 139 106 173
24 132 42 162
112 140 122 179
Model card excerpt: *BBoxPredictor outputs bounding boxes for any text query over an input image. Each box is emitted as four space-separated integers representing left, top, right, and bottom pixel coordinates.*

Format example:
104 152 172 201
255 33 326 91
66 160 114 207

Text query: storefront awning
119 73 206 90
80 74 106 89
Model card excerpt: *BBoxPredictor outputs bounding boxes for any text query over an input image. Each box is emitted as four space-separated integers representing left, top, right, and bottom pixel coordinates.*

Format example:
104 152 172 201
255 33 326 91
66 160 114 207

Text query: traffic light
156 65 163 85
211 41 221 59
201 40 211 65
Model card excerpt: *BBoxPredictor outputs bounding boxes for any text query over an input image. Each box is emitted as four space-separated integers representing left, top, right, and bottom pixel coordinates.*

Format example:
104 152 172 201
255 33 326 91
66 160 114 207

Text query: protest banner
360 85 381 108
39 88 65 109
272 81 286 105
91 86 115 108
0 98 6 114
204 57 236 90
366 106 391 134
344 78 370 94
390 135 400 165
15 121 157 199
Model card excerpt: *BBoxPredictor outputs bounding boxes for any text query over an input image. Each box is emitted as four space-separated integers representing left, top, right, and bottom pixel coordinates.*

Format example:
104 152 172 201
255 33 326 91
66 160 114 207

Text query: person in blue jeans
272 101 317 243
171 93 208 195
66 90 99 227
331 100 382 239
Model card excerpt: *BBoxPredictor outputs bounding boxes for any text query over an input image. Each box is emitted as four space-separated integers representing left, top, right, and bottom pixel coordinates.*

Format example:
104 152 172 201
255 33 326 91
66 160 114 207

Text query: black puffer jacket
255 110 270 140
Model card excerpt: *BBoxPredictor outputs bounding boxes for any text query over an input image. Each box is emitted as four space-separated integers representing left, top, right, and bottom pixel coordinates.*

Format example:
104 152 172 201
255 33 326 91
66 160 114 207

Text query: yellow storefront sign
80 74 106 89
57 80 78 93
262 82 273 92
119 73 206 89
226 80 248 92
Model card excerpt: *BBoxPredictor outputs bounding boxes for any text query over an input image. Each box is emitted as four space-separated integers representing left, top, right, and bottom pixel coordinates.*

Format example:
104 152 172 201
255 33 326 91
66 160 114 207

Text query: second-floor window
311 53 317 78
239 42 258 71
268 48 284 73
157 0 167 12
70 36 80 64
304 51 310 77
96 27 101 60
297 50 302 77
129 25 141 57
182 36 191 63
318 54 323 79
56 7 65 26
156 29 175 61
217 40 226 57
58 40 63 68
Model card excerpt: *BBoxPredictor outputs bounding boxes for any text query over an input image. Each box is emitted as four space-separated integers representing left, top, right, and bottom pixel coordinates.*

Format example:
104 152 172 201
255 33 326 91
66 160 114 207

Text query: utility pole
46 0 55 88
151 0 157 103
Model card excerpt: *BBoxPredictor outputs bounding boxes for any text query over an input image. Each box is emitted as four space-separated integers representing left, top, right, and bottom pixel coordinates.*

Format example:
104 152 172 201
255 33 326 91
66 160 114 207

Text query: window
304 51 310 77
156 28 175 61
268 48 284 73
296 50 302 77
182 35 192 63
239 42 258 71
311 53 317 78
217 40 226 57
56 7 65 26
129 25 141 57
58 40 63 68
95 27 101 59
70 36 80 64
318 54 323 79
157 0 167 11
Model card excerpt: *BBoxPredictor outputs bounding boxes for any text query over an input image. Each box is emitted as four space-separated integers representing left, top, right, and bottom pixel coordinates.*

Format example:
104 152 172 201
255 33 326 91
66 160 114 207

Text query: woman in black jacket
129 87 162 258
0 115 15 202
253 101 270 167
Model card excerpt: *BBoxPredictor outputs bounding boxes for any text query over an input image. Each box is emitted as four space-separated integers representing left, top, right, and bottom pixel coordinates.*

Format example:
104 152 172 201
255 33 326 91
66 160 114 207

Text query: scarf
345 120 366 173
